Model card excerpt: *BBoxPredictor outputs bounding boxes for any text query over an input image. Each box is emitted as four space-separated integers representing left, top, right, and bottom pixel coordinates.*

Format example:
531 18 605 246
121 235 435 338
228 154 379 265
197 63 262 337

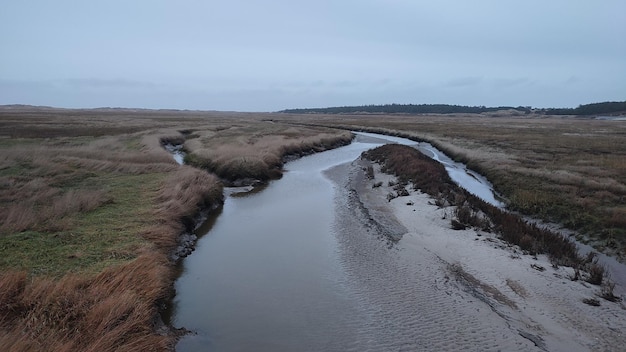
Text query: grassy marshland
280 113 626 260
1 106 624 350
182 121 353 184
363 143 618 298
363 144 581 266
0 107 351 351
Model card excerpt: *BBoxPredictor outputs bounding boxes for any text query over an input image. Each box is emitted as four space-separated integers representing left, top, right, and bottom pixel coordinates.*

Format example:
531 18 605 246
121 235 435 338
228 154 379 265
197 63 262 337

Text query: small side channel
354 132 504 208
163 143 185 165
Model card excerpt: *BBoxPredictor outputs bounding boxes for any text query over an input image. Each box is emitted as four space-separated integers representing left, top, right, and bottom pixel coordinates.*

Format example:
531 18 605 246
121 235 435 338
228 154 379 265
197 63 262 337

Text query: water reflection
172 132 504 351
172 138 390 351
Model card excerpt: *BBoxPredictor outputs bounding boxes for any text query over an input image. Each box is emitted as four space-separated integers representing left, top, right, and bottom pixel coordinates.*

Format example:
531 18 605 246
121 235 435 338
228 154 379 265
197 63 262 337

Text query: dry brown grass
145 166 223 252
183 121 353 183
2 106 622 348
0 255 171 351
363 144 582 267
2 188 111 233
363 143 455 196
0 106 354 350
0 108 226 350
0 135 178 235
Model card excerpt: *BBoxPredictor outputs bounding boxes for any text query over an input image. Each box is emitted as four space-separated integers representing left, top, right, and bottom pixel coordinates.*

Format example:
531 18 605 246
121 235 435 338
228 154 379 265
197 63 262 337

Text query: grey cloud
493 78 531 88
63 78 156 89
446 77 484 87
1 1 625 110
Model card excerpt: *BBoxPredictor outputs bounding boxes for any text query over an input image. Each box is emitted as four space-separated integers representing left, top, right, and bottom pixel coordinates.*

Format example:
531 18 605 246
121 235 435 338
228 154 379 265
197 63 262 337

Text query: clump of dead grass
145 166 223 253
362 143 455 197
184 124 352 184
0 255 171 351
599 281 621 302
362 144 587 270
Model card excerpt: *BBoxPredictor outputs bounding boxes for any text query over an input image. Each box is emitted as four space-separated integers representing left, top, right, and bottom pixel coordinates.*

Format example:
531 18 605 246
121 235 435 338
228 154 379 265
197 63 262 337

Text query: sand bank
330 158 626 352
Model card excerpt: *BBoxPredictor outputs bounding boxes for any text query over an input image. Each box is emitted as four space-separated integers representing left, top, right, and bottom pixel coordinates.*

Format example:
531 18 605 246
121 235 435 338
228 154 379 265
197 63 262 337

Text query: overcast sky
1 1 624 111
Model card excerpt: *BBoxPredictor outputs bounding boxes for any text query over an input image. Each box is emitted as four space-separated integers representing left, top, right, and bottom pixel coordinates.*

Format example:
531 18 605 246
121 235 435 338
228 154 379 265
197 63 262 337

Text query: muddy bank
325 156 626 351
327 157 408 242
169 203 223 262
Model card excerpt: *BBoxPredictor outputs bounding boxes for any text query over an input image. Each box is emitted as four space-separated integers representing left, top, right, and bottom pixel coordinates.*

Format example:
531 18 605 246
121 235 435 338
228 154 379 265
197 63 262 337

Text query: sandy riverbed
326 157 626 352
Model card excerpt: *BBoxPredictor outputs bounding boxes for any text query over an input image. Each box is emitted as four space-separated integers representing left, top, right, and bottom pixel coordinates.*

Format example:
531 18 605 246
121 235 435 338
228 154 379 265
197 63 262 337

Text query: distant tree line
542 101 626 116
280 104 532 115
279 101 626 116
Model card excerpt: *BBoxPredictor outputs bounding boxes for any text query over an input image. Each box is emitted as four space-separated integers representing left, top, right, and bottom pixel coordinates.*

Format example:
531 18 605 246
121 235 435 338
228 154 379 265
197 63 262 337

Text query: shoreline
332 156 626 351
164 134 355 346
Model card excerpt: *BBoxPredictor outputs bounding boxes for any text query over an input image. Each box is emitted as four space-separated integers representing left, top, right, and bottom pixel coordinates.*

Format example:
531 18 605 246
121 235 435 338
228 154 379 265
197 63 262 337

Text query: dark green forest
543 101 626 115
280 104 531 114
280 101 626 116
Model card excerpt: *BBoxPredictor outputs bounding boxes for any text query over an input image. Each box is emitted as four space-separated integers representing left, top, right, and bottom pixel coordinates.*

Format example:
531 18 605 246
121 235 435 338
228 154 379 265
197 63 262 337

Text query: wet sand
326 158 626 352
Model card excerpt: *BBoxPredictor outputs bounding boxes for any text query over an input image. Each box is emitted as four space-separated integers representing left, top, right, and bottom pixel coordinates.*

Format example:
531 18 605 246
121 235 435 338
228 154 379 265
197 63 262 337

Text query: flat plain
1 106 624 350
0 107 350 350
278 112 626 258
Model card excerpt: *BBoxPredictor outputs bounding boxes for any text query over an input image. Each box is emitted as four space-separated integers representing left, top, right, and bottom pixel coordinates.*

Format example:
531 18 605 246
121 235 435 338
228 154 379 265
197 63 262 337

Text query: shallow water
164 143 185 165
171 133 510 351
172 138 391 351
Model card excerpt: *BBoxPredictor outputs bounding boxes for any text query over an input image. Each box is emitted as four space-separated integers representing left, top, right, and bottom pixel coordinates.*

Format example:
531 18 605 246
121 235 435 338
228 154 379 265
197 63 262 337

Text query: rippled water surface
172 137 397 351
172 133 513 351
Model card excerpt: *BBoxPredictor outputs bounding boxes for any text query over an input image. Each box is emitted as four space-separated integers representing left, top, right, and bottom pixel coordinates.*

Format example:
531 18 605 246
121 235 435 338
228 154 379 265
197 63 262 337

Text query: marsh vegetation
0 107 350 351
363 144 600 278
1 106 624 350
182 121 352 184
281 113 626 260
